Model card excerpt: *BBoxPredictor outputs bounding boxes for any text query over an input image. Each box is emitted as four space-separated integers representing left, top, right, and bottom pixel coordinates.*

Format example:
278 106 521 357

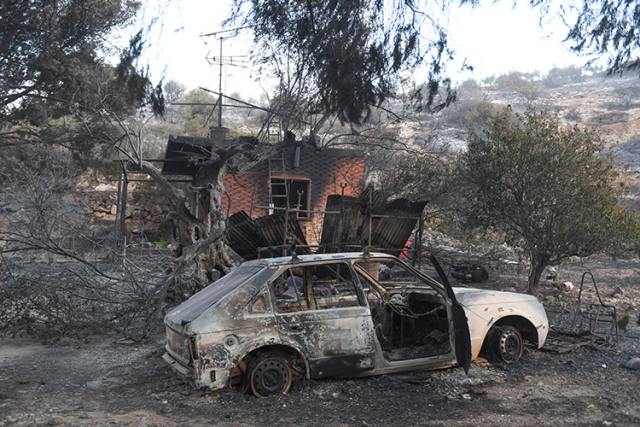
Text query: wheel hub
500 331 520 360
251 357 292 397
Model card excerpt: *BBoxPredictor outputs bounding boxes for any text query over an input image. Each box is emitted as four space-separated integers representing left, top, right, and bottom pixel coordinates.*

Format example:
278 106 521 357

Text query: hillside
480 75 640 210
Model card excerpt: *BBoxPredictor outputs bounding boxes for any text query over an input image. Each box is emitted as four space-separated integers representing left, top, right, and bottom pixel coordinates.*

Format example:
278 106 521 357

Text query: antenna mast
201 26 251 127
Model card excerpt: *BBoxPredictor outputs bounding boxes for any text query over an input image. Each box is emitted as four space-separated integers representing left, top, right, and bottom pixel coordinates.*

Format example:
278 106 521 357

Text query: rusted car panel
163 252 548 396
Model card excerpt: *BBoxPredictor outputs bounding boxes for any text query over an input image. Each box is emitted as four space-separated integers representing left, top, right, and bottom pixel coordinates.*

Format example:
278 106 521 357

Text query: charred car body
164 253 548 397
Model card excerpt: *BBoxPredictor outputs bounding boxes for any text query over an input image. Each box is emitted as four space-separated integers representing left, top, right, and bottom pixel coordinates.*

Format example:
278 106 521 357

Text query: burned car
163 253 548 397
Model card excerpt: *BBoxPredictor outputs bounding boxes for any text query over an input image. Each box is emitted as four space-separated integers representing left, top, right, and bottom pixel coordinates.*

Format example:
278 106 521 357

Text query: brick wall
223 146 365 247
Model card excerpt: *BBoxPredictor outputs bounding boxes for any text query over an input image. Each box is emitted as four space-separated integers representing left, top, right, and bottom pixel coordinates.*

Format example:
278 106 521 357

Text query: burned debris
542 271 620 353
450 264 489 283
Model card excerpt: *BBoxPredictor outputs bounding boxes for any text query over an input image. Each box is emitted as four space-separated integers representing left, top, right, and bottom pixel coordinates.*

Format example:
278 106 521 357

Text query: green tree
229 0 459 126
164 80 187 103
0 0 158 148
462 107 639 295
543 65 584 88
494 71 541 101
175 89 219 136
440 95 498 134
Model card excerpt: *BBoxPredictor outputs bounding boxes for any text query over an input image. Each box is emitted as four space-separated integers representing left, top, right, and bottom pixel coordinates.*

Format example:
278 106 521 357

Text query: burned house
160 128 426 260
220 145 365 247
162 128 364 245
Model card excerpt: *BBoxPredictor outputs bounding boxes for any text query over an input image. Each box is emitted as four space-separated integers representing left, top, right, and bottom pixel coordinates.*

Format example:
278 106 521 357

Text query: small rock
150 205 163 216
611 286 624 298
545 267 557 281
561 281 573 292
624 358 640 370
47 418 57 426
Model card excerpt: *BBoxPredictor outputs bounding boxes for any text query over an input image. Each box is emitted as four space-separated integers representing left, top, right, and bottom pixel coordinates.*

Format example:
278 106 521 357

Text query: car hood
452 287 539 307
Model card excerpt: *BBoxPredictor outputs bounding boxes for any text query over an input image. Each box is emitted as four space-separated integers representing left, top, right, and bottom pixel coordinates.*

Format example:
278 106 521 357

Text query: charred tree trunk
140 135 303 306
173 158 228 286
527 252 548 296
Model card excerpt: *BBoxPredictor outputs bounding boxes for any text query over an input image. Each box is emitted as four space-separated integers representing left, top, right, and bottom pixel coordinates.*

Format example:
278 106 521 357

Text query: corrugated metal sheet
225 211 310 260
368 197 427 256
225 211 270 260
320 190 426 256
161 136 215 176
227 191 425 260
318 195 367 253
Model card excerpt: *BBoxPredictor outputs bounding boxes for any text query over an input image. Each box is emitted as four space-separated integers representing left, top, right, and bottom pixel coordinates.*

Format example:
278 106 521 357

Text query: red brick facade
222 146 365 246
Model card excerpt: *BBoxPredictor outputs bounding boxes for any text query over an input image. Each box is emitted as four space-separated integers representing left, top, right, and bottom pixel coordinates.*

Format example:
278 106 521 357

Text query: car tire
246 352 292 398
488 325 523 364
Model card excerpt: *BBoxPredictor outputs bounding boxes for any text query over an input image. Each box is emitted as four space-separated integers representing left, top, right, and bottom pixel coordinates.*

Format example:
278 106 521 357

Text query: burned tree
0 160 172 339
110 118 305 296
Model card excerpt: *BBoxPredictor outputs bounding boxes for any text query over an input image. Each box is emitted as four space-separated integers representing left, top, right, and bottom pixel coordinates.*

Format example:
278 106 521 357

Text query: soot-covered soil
1 255 639 427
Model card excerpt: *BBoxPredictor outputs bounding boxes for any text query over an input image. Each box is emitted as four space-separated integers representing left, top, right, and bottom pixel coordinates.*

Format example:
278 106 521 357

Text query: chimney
209 126 231 148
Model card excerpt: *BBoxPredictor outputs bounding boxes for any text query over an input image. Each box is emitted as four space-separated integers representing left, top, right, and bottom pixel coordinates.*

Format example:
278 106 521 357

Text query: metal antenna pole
200 25 252 128
218 37 223 127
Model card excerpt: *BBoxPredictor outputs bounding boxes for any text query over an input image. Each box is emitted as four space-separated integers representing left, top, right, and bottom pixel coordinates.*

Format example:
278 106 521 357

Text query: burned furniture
542 271 618 353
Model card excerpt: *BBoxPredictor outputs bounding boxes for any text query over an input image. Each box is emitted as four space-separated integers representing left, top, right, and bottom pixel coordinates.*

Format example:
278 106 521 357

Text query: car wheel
246 352 292 398
488 325 523 364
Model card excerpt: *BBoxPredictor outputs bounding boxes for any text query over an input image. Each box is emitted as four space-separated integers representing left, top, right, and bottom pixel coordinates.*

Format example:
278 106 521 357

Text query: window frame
269 261 365 313
270 177 312 219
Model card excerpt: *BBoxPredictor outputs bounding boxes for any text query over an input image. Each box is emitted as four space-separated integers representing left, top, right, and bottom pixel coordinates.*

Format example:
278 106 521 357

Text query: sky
447 2 589 81
134 0 592 99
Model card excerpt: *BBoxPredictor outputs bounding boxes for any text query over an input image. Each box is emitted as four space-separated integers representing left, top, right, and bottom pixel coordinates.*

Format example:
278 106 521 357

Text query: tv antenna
200 26 251 127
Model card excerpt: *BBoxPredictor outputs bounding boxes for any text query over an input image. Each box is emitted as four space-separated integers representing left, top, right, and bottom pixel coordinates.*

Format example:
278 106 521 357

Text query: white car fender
454 288 548 360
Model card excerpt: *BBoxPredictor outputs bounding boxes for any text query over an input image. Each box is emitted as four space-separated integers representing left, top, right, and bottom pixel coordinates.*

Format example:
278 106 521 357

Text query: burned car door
269 261 376 379
430 255 471 373
354 256 471 372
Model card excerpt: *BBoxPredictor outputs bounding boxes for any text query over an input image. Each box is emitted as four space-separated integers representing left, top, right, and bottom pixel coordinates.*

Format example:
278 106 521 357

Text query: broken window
271 263 362 313
309 262 361 310
356 259 444 290
272 267 307 312
270 178 311 218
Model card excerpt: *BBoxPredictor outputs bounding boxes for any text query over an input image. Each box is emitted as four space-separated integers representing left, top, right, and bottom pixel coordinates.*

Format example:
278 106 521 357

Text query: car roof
243 252 399 267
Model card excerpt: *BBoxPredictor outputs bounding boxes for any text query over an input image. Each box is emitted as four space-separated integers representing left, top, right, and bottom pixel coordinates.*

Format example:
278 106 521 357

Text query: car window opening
272 263 361 312
356 261 451 362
